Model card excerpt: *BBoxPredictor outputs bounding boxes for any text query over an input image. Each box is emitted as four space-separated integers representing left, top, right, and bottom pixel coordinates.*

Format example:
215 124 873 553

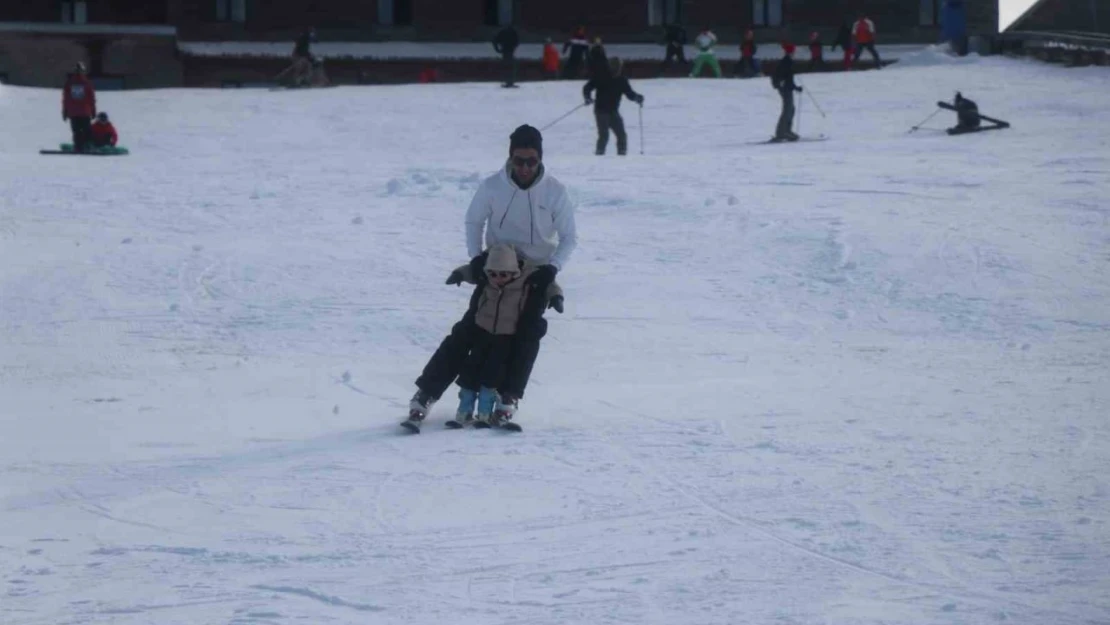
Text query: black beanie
509 124 543 159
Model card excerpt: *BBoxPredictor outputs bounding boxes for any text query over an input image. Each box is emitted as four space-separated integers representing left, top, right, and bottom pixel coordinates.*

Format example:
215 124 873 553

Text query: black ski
749 135 828 145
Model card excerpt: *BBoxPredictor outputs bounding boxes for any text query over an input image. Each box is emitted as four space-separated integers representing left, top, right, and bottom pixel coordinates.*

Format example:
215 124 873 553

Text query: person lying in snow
438 244 563 429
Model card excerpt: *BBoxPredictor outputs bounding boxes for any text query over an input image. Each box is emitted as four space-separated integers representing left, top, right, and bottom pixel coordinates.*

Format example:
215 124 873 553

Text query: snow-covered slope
2 56 1109 625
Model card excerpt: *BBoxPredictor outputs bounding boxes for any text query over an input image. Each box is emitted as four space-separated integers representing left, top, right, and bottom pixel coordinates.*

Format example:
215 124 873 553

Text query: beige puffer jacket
456 245 563 335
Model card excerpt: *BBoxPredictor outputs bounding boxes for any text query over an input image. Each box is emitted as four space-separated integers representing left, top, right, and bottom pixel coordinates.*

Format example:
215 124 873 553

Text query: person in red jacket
62 62 96 152
808 31 824 71
542 38 560 79
90 112 118 148
852 15 882 68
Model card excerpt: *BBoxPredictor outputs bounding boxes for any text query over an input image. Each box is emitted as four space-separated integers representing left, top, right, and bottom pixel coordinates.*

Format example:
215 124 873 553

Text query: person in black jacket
831 22 853 70
583 57 644 155
771 43 803 142
661 22 688 70
493 24 521 87
953 92 980 130
587 37 609 79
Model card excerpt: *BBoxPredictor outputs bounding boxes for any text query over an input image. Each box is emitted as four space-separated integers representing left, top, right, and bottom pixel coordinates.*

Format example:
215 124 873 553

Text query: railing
997 30 1110 64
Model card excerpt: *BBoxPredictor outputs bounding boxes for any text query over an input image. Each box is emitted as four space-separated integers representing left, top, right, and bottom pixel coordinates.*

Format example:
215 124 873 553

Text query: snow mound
892 43 981 68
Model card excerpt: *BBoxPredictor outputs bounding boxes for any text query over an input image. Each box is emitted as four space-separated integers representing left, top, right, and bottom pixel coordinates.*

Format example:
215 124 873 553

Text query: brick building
1 0 998 87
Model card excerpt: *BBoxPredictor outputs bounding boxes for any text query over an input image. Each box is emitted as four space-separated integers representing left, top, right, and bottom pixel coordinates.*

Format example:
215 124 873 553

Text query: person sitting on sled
90 112 118 148
443 243 563 428
953 92 980 131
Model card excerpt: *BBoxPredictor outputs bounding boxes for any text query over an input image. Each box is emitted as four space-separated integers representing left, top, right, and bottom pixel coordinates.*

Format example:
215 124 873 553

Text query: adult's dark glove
526 264 558 288
795 86 803 93
468 252 487 278
62 112 68 121
584 97 593 105
548 295 564 314
635 95 645 105
445 269 464 286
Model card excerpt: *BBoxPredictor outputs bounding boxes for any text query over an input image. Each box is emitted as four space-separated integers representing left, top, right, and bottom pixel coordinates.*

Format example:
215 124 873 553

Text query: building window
61 2 88 24
215 0 246 23
484 0 514 26
379 0 413 26
648 0 682 26
920 0 940 25
752 0 783 27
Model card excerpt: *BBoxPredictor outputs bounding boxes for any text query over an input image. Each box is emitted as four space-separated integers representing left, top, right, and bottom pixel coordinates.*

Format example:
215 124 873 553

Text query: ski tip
500 422 523 432
400 421 421 434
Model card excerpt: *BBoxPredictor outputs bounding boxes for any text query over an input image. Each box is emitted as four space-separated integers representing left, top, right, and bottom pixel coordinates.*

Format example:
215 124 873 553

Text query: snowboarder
583 57 644 156
808 31 824 71
852 15 882 68
433 244 564 429
771 43 803 142
690 27 722 78
493 23 520 87
832 22 853 70
61 62 96 153
407 124 578 427
562 26 590 79
661 22 688 71
89 112 117 148
542 38 561 79
737 29 759 77
587 37 609 79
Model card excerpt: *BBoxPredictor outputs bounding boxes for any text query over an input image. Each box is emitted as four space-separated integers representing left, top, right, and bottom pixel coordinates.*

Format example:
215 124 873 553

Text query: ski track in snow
2 56 1110 624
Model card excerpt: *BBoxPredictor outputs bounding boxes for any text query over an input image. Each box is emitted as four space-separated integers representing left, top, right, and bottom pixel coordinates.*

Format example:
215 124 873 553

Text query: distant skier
583 57 644 156
542 38 561 79
587 37 609 79
493 23 520 87
690 27 722 77
737 29 759 77
90 112 117 148
832 22 853 70
953 92 980 130
430 243 563 430
61 62 96 153
660 22 688 71
407 125 577 428
562 26 589 79
808 31 824 71
852 15 882 68
771 43 803 142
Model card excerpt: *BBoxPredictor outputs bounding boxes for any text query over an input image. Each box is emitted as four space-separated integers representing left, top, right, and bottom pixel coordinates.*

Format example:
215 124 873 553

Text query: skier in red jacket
90 112 118 148
62 62 97 152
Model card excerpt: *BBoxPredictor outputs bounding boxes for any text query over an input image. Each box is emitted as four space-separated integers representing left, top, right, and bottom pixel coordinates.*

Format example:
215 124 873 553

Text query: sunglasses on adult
511 156 539 168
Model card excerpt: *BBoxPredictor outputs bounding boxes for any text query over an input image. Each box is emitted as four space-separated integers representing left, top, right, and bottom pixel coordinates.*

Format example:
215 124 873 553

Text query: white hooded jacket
465 162 578 270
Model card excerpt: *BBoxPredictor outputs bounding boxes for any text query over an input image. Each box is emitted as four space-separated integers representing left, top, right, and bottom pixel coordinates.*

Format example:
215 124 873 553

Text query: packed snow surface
2 55 1109 624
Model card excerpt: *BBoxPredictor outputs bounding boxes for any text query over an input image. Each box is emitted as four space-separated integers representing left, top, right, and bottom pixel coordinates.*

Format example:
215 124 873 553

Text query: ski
749 135 828 145
945 124 1008 136
400 419 421 433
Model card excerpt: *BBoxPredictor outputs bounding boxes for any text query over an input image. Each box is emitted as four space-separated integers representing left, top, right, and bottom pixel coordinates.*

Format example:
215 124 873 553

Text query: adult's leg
595 112 610 154
69 118 81 148
690 54 705 77
500 290 549 400
708 56 722 77
612 113 628 155
775 90 795 138
74 117 92 152
868 43 882 67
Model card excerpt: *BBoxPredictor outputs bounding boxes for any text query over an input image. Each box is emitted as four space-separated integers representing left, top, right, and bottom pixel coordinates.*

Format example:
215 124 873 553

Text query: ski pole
804 86 827 118
796 89 804 136
908 108 942 133
540 103 589 131
638 104 645 155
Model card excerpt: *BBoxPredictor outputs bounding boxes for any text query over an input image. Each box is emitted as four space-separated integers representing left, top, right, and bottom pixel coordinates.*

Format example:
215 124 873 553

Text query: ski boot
489 394 522 432
445 388 478 429
401 389 436 433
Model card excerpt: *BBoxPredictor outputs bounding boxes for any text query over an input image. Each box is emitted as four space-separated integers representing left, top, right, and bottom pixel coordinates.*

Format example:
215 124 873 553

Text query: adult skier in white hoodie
407 124 578 426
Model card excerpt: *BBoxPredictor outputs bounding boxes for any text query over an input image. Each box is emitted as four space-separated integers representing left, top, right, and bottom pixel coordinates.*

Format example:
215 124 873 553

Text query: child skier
403 244 562 432
583 57 644 155
771 43 803 142
808 32 824 71
90 112 118 148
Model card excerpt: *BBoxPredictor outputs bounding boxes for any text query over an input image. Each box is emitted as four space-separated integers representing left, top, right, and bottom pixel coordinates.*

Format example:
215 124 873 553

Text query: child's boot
473 387 499 428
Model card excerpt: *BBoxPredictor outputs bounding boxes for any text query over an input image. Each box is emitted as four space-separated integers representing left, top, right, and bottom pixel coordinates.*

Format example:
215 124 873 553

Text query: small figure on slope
562 26 590 79
493 23 520 87
690 27 722 78
62 62 96 153
771 43 803 142
90 112 118 148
